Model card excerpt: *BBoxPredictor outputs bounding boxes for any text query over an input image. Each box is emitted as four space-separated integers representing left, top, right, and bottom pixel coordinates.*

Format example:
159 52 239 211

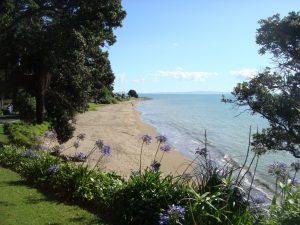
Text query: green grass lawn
0 167 106 225
87 103 106 111
0 123 9 144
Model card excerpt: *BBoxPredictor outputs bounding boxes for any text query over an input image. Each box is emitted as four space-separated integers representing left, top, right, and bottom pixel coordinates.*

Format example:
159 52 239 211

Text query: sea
136 93 297 199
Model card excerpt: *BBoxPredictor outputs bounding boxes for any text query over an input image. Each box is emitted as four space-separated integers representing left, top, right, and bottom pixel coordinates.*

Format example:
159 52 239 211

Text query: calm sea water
136 94 296 194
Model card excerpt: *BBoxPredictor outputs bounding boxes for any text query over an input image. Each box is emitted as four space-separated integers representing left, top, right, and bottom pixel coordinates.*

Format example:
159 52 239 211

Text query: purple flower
159 213 170 225
44 131 57 140
160 144 172 152
95 139 104 149
76 152 87 161
47 164 59 174
253 195 266 204
142 134 152 145
291 160 300 172
268 161 289 179
156 135 167 143
150 160 161 172
77 133 86 141
252 143 267 156
101 145 112 156
159 204 185 225
22 149 38 158
168 204 185 215
195 147 207 157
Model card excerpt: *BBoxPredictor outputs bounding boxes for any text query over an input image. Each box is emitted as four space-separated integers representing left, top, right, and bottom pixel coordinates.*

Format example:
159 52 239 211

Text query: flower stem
139 142 144 174
153 142 161 163
247 156 259 202
235 126 251 185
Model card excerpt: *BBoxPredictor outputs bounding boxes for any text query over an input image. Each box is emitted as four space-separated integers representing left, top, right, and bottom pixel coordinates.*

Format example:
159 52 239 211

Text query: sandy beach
64 101 191 177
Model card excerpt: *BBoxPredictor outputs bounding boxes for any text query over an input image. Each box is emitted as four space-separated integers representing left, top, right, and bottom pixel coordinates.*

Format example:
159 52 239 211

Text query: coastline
64 100 191 177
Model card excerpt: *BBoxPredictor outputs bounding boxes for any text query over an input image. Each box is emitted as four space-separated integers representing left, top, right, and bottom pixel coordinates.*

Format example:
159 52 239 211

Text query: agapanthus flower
47 164 59 174
142 134 152 144
159 213 170 225
77 133 86 141
95 139 104 149
291 160 300 172
195 147 207 157
168 204 185 215
150 160 161 172
159 204 185 225
156 135 167 143
252 143 267 156
268 161 289 179
253 195 266 204
22 149 38 158
160 144 172 152
75 152 87 161
44 131 57 140
101 145 112 156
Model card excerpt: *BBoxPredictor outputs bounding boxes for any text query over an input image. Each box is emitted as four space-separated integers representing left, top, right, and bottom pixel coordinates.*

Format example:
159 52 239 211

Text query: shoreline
64 100 191 177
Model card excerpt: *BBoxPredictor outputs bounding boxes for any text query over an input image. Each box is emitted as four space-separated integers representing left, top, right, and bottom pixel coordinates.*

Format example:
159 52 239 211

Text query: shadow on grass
0 200 16 206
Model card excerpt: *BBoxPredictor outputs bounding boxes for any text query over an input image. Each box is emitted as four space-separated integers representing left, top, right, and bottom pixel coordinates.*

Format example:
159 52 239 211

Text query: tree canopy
128 89 138 98
224 11 300 158
0 0 126 142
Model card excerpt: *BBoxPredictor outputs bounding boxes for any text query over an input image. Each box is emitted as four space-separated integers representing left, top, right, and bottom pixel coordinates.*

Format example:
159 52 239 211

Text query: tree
128 89 138 98
0 0 126 141
224 12 300 158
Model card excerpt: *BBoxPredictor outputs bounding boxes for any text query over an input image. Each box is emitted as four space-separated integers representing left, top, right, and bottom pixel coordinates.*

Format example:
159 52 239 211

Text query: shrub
4 121 50 147
111 170 188 225
95 87 116 104
13 89 36 122
128 89 138 98
0 145 25 171
52 116 75 143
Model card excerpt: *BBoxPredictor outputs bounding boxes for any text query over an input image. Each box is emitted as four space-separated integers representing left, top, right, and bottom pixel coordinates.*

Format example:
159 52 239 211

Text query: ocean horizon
136 93 297 197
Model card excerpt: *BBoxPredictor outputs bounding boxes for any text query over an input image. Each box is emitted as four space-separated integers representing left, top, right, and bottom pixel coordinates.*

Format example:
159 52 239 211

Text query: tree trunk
35 66 51 124
0 95 3 110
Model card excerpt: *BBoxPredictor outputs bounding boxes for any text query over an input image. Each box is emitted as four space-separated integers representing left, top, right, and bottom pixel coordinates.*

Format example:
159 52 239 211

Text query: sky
107 0 299 94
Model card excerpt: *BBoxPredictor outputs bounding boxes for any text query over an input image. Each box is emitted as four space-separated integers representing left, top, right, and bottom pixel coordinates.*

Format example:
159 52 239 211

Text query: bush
13 89 36 122
128 89 138 98
111 170 188 225
95 87 116 104
5 121 50 147
53 116 75 143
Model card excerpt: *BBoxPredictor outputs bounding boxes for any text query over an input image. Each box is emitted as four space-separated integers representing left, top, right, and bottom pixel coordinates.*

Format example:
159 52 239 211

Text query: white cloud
172 42 179 47
230 68 258 79
158 68 218 81
132 78 146 83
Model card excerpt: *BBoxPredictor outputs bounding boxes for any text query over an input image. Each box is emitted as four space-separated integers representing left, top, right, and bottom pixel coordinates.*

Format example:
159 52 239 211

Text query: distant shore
64 100 191 177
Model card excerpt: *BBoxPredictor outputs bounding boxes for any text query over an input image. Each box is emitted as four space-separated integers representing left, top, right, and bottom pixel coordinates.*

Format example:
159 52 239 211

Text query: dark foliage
128 89 139 98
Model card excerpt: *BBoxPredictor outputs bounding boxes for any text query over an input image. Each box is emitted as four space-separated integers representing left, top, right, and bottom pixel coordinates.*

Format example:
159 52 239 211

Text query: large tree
224 12 300 158
0 0 125 124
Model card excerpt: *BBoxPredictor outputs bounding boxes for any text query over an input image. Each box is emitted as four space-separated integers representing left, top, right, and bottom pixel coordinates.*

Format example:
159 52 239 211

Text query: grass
0 123 9 144
0 167 106 225
87 103 105 111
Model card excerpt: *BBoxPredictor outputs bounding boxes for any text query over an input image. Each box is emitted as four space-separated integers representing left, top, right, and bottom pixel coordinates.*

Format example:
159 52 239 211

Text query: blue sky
108 0 299 94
